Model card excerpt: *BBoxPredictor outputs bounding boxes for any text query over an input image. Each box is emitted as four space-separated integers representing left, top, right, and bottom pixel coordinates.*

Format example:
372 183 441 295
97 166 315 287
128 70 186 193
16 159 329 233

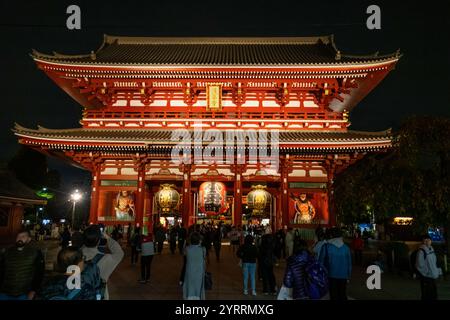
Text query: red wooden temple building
14 35 400 234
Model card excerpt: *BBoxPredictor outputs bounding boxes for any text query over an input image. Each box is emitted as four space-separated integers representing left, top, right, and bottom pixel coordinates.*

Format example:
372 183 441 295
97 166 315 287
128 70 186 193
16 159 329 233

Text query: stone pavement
108 241 450 300
27 239 450 300
108 242 283 300
347 265 450 300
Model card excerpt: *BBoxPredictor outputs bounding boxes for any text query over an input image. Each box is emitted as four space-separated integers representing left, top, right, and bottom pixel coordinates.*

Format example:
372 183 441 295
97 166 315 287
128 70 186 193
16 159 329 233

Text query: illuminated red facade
14 35 400 233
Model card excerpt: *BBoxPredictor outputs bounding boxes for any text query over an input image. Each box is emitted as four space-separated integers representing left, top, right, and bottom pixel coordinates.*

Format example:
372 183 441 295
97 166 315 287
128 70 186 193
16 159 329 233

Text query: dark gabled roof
31 35 400 66
0 169 46 204
13 124 392 144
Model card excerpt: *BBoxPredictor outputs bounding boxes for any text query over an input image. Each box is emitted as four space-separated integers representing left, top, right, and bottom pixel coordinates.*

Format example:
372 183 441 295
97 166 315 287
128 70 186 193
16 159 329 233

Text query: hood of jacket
328 237 345 248
82 246 101 261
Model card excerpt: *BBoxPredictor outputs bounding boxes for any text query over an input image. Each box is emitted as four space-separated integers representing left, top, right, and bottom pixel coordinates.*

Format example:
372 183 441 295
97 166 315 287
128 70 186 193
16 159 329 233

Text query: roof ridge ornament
335 50 341 61
90 51 96 60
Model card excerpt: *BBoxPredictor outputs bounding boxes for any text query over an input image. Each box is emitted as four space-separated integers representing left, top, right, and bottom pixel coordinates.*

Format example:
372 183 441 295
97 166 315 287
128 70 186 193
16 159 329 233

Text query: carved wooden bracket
275 83 290 106
232 82 246 106
183 82 199 106
139 87 154 106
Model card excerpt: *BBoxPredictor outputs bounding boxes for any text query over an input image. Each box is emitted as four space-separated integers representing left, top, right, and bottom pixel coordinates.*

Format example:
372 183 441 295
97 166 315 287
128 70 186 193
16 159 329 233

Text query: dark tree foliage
8 146 66 221
45 169 61 190
8 146 47 189
334 116 450 246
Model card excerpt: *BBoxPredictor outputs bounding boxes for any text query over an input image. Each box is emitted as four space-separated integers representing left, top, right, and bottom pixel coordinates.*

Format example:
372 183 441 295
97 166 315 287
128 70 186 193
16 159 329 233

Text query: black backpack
41 275 82 300
83 253 106 300
41 254 104 300
410 248 427 278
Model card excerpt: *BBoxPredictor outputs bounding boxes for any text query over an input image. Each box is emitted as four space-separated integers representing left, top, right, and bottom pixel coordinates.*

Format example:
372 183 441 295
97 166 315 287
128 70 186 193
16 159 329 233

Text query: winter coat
318 237 352 280
416 244 441 279
82 234 124 300
182 245 206 300
0 245 45 296
236 243 258 263
259 234 276 267
283 250 311 300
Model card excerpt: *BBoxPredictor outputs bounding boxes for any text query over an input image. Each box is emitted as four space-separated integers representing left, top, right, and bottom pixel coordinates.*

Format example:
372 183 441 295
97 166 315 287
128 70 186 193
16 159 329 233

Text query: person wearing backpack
415 234 442 300
318 227 352 300
40 246 102 300
82 225 124 300
282 238 311 299
281 237 329 300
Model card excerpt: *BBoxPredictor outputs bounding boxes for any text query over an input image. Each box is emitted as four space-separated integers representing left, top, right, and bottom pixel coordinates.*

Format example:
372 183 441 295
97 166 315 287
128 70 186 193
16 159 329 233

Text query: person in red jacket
351 231 364 266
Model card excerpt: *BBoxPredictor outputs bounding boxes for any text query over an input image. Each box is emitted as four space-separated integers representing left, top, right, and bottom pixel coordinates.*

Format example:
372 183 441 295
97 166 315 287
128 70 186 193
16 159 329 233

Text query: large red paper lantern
198 182 227 216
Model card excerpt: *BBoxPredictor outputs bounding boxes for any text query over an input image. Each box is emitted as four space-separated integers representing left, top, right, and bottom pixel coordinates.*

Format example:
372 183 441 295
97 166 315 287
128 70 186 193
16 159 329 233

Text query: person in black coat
258 233 277 295
212 226 222 262
177 224 187 254
60 227 71 248
169 226 178 254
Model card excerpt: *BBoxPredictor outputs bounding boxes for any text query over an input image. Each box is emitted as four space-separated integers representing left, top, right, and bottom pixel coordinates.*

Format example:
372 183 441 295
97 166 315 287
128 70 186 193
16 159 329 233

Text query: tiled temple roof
13 124 391 147
0 169 46 204
31 35 400 66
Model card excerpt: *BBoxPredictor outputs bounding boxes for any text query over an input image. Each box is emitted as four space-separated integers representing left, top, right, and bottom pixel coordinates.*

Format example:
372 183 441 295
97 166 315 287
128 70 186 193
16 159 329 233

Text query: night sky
1 0 449 188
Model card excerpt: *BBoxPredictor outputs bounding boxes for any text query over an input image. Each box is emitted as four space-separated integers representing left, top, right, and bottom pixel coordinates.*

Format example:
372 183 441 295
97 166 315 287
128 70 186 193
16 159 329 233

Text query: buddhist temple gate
14 35 400 234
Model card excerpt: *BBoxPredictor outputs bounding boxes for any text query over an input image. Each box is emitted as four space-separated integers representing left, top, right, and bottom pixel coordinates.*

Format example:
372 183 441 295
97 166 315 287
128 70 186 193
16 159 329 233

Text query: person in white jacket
416 234 442 300
82 225 124 300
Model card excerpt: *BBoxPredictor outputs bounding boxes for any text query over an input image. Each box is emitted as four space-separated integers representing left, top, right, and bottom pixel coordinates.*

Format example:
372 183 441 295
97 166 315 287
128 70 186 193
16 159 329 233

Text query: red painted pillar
327 169 336 227
281 158 290 227
145 188 153 234
89 163 101 224
182 164 192 227
135 163 146 228
233 166 243 227
275 194 282 231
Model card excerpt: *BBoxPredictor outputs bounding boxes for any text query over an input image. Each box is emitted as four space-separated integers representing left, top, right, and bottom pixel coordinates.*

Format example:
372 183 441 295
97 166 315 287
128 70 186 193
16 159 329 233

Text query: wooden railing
83 110 344 121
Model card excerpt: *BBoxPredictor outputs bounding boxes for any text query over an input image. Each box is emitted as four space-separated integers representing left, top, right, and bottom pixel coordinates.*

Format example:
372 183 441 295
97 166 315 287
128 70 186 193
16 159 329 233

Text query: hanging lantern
155 184 180 214
198 182 227 216
247 185 272 215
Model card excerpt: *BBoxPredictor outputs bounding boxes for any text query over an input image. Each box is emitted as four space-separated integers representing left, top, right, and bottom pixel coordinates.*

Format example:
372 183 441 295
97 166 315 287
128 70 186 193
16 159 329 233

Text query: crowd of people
0 220 443 301
234 226 352 300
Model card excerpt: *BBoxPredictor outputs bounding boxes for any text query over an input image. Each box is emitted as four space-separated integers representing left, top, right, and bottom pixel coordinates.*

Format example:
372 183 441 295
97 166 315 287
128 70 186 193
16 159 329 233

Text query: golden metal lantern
247 185 271 215
155 184 180 214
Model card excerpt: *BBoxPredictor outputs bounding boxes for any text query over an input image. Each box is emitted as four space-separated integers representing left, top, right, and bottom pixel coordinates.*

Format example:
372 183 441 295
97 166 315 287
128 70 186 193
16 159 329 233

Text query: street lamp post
70 190 82 229
35 207 43 224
